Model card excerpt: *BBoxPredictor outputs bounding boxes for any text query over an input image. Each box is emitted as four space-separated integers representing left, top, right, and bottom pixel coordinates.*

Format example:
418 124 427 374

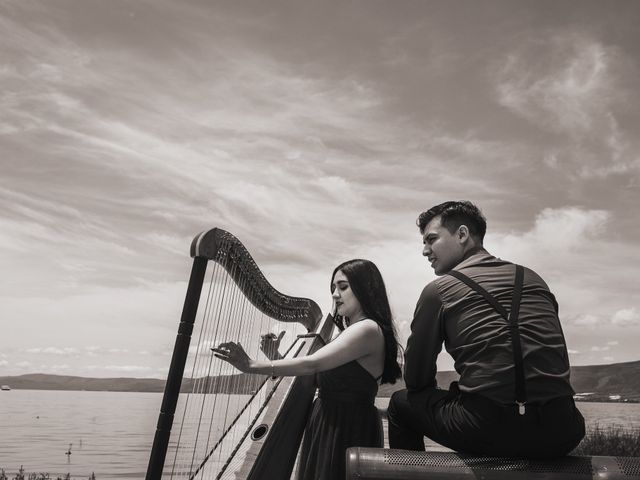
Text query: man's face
421 216 465 275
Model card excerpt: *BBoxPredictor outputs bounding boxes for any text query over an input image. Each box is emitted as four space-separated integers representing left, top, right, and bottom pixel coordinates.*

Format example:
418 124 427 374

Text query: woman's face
331 270 364 321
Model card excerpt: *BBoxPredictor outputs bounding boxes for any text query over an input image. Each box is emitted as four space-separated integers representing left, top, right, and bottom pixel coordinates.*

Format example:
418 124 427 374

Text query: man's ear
458 225 470 243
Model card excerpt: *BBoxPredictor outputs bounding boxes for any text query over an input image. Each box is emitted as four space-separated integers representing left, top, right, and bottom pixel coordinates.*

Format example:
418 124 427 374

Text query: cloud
86 365 153 373
0 359 8 367
560 310 640 329
590 346 610 352
495 33 621 135
493 31 640 180
571 314 600 327
25 347 79 355
142 232 193 257
488 206 609 258
48 364 71 371
312 176 363 206
527 207 608 249
0 282 187 359
611 307 640 326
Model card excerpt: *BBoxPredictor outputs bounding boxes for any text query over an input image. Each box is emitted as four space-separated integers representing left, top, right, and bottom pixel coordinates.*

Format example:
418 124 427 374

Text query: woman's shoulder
349 320 384 362
350 318 383 337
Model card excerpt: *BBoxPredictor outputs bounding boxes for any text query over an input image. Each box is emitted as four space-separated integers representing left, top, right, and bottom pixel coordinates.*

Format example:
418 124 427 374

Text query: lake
1 390 639 479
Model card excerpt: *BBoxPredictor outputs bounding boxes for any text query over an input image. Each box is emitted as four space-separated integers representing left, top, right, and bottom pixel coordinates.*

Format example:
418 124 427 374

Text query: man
388 201 585 458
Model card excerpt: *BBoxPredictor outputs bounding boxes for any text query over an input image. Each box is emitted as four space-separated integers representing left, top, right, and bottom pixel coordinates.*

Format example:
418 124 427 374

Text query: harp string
172 251 225 478
211 246 243 470
167 245 308 479
221 256 249 462
189 254 231 475
219 261 270 473
170 255 221 479
200 258 231 465
179 243 235 478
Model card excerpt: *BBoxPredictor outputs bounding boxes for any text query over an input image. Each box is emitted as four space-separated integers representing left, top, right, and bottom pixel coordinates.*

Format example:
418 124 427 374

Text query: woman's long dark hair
331 259 402 385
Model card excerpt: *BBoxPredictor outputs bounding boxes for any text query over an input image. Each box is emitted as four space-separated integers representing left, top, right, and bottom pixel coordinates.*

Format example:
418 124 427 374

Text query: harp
146 228 332 480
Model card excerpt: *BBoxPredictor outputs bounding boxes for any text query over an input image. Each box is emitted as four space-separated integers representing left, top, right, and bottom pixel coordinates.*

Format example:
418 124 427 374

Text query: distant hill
0 372 265 394
571 361 640 402
378 360 640 402
2 360 639 402
0 373 167 392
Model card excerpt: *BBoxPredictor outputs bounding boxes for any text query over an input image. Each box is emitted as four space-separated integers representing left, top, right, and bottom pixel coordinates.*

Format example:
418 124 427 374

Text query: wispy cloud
495 32 621 134
570 314 600 327
25 347 79 355
612 307 640 327
86 365 153 373
488 206 609 258
494 31 639 179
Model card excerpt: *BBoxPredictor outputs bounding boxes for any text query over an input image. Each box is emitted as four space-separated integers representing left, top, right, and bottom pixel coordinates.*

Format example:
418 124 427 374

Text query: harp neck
192 228 322 332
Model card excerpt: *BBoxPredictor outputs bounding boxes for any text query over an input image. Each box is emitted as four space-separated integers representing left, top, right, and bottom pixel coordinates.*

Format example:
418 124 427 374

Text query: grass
0 468 95 480
571 424 640 457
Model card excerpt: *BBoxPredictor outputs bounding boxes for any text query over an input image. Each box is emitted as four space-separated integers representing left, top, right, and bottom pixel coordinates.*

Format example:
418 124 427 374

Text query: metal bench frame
346 448 640 479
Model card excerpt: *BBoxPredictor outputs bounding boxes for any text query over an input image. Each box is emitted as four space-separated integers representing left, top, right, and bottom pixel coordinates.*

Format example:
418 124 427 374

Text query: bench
346 448 640 479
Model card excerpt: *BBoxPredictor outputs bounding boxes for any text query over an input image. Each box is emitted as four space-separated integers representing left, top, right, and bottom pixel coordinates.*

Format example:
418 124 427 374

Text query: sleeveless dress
295 360 383 480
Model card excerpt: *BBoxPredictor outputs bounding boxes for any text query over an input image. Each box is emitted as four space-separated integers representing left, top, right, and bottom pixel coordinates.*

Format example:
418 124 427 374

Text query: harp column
146 256 208 480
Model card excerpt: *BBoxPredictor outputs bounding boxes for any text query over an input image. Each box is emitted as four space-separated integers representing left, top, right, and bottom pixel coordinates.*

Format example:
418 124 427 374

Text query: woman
213 259 402 480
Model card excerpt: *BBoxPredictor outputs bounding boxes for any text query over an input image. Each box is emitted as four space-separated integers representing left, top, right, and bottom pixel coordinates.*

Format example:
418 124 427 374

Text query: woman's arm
213 319 382 376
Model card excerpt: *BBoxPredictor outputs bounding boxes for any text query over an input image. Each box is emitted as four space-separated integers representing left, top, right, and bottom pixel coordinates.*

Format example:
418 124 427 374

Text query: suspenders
448 265 527 415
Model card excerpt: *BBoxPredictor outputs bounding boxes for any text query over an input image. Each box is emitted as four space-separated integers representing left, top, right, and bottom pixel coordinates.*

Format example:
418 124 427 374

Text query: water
1 390 639 479
0 390 160 479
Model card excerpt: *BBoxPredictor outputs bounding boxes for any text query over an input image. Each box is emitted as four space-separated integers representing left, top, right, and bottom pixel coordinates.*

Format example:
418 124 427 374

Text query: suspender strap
448 265 527 414
509 265 525 409
447 271 509 319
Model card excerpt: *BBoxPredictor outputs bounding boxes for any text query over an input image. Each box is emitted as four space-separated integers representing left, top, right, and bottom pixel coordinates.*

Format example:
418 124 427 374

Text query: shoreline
2 388 638 404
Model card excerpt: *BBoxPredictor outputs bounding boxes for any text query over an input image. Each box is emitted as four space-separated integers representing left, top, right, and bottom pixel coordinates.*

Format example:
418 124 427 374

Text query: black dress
295 360 383 480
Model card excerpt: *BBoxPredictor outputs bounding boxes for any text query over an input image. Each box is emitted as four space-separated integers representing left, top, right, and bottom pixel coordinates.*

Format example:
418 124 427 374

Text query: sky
1 0 639 379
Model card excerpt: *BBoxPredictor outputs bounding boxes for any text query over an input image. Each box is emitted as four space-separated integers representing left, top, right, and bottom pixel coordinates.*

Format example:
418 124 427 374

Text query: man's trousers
387 383 585 458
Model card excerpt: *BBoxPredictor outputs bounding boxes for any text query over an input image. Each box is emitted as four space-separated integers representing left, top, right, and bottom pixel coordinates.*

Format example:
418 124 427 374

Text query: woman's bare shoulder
351 318 383 337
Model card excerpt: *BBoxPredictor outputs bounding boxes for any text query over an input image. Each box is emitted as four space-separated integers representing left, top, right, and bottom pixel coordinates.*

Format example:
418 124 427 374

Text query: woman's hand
212 342 253 373
260 330 285 360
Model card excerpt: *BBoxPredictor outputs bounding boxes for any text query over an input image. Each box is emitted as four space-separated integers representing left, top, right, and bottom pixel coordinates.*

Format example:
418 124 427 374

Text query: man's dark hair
417 200 487 241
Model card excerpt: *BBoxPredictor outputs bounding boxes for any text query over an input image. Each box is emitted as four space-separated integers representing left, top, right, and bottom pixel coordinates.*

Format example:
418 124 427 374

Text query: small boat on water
1 385 10 391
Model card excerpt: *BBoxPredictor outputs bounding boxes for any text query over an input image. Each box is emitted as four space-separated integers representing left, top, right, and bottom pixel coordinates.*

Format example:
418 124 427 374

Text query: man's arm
404 281 445 393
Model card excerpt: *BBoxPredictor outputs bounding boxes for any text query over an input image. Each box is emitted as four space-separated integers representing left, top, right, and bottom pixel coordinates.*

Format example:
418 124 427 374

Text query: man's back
436 250 574 404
